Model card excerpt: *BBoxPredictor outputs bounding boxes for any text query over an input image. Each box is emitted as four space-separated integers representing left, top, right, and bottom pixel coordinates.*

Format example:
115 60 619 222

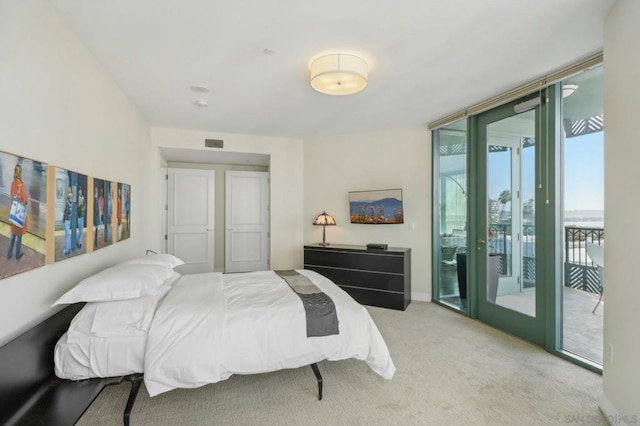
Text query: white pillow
65 283 174 343
53 263 180 305
120 253 185 269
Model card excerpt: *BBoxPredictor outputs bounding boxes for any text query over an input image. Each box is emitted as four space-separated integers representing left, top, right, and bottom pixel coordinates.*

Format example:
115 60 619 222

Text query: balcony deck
439 225 604 365
562 287 603 364
495 286 603 364
440 286 603 365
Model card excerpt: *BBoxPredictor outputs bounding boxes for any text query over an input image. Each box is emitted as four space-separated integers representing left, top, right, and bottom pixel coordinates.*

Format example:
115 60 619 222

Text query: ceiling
50 0 616 139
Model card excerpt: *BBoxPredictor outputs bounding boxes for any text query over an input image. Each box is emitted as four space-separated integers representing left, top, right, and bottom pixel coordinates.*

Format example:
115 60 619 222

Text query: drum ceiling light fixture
310 53 368 96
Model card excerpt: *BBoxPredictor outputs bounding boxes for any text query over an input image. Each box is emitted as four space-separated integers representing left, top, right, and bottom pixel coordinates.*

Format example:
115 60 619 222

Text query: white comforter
144 269 395 396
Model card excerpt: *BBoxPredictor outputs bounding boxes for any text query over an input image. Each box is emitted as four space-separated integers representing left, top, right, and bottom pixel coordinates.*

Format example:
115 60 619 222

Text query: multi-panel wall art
0 149 131 279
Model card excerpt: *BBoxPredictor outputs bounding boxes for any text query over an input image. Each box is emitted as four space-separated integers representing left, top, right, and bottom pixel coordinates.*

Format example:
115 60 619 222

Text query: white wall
304 126 431 300
149 128 304 270
0 0 149 345
601 0 640 419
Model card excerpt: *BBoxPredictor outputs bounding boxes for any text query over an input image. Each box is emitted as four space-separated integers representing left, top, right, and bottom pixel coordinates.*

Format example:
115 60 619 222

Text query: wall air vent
205 139 223 148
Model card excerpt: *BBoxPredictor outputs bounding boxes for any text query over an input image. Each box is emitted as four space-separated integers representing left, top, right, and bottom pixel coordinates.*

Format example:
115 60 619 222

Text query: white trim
598 392 633 426
412 292 431 302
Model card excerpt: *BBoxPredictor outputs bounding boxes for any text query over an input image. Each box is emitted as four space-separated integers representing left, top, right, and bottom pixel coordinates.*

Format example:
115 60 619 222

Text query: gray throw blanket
275 270 339 337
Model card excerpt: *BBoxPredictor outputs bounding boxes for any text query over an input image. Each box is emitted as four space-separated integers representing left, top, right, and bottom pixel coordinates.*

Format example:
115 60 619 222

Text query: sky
349 189 401 203
488 131 604 213
563 132 604 212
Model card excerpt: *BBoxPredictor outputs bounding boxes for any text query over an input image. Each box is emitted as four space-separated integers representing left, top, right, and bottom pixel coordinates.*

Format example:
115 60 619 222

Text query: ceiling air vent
204 139 223 148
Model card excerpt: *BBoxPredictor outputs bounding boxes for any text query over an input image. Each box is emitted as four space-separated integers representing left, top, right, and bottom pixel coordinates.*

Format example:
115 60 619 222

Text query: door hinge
517 276 521 284
267 231 270 238
165 174 168 180
164 234 167 241
165 204 168 210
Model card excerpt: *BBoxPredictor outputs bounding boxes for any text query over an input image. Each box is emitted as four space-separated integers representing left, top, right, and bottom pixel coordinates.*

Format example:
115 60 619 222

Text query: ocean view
564 210 604 229
484 210 604 265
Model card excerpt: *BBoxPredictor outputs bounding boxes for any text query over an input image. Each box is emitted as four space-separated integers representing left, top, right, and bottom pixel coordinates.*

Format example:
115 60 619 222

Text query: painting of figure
117 182 131 241
54 168 88 261
93 178 113 250
0 151 47 279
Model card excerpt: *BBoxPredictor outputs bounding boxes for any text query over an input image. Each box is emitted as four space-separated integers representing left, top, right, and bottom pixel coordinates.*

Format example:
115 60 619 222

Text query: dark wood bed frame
0 304 142 426
0 303 324 425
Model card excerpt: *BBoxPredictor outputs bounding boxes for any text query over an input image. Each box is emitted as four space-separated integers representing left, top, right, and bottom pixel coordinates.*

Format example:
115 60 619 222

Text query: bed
53 254 396 402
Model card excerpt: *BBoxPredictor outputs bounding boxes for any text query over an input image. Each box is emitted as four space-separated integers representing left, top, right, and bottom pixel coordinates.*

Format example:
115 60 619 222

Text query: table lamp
313 211 336 246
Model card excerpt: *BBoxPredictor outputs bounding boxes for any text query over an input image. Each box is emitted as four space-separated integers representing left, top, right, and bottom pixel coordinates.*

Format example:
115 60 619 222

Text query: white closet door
225 171 269 273
167 168 215 273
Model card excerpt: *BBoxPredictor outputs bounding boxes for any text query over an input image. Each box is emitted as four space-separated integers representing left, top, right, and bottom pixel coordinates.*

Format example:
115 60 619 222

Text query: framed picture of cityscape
349 189 404 224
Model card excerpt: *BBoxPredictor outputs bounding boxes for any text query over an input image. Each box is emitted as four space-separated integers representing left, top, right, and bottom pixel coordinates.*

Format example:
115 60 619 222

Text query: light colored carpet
78 302 605 425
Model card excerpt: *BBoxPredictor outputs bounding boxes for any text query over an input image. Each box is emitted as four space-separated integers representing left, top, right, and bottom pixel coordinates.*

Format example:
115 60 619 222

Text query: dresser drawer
305 265 404 293
304 249 404 274
339 286 406 311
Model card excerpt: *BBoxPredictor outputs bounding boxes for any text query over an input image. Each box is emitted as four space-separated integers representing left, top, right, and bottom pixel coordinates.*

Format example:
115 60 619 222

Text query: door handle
477 239 486 244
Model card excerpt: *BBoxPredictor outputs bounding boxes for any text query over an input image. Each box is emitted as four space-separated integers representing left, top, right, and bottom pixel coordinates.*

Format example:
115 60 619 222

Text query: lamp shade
310 54 368 96
313 211 336 226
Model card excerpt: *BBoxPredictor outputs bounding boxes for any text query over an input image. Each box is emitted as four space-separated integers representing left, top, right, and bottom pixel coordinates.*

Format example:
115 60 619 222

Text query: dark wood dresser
303 244 411 310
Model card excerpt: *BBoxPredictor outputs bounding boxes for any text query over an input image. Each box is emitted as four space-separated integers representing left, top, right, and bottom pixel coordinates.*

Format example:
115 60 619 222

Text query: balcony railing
564 226 604 294
486 224 603 294
488 224 535 283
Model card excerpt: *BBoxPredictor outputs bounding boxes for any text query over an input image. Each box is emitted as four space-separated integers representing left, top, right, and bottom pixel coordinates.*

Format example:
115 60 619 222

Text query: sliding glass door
431 63 604 371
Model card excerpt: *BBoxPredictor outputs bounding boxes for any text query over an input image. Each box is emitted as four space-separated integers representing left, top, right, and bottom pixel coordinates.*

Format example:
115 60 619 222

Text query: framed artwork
0 151 47 279
117 182 131 241
349 188 404 224
93 178 113 250
0 149 131 277
53 168 88 261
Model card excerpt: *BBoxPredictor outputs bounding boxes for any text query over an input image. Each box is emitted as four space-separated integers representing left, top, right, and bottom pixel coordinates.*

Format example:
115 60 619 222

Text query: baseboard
599 392 636 425
412 292 430 302
599 393 617 425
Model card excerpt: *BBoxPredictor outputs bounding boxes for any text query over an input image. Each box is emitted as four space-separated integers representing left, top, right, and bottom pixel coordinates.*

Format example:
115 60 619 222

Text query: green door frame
466 115 479 318
543 85 562 355
472 93 547 346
